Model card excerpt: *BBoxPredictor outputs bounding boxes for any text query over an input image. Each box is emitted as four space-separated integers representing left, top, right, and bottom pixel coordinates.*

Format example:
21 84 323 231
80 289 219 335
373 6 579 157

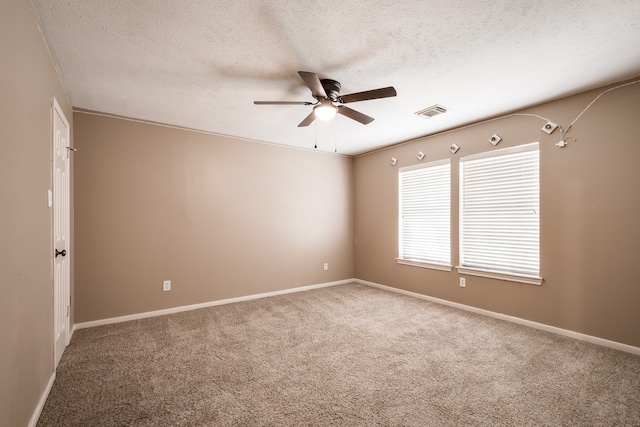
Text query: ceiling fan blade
298 71 328 99
297 110 316 127
254 101 313 105
336 105 374 125
339 86 397 103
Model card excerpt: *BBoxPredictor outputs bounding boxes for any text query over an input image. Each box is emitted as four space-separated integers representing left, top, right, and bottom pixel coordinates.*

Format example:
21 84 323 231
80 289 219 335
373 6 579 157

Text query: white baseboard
355 279 640 356
73 277 640 355
74 279 354 330
29 371 55 427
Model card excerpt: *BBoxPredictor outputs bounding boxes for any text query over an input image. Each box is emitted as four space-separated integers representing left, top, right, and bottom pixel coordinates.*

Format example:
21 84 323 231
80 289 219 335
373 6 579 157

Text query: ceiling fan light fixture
314 101 337 121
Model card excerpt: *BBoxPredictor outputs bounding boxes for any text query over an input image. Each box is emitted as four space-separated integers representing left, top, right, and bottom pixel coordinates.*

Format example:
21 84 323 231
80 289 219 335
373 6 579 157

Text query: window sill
455 266 543 286
396 259 452 272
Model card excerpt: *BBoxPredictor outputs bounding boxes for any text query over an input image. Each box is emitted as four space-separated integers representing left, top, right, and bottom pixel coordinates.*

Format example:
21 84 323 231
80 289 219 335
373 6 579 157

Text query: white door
52 97 70 368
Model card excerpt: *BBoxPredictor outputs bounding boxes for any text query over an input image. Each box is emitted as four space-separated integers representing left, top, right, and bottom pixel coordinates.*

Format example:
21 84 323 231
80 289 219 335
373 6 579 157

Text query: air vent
415 104 447 118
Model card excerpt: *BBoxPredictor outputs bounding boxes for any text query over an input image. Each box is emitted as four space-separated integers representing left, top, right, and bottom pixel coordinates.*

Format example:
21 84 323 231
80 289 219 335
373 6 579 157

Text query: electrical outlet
542 121 558 134
489 134 502 146
163 280 171 291
460 277 466 288
323 263 328 271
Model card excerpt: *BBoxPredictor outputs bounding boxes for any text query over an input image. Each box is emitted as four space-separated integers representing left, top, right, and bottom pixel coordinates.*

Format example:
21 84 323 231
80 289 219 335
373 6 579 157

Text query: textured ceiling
31 0 640 155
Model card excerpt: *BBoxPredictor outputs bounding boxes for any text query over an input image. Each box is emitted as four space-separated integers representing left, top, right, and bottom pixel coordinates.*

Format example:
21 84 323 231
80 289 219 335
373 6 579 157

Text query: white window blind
459 143 539 278
399 160 450 267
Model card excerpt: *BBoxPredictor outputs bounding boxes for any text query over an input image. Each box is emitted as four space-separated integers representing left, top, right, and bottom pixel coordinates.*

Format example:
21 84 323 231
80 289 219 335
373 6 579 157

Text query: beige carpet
38 283 640 426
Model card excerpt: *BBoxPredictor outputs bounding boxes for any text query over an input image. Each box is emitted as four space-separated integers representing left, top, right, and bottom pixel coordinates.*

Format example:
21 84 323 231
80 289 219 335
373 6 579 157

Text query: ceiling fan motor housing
320 79 341 101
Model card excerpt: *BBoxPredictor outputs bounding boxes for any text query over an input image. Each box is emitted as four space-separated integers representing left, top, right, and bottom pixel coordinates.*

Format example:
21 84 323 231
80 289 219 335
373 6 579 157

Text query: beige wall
0 0 74 425
355 78 640 348
73 114 354 322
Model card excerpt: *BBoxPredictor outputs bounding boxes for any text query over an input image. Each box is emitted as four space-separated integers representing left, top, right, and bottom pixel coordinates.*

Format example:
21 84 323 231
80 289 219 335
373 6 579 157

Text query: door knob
55 249 67 258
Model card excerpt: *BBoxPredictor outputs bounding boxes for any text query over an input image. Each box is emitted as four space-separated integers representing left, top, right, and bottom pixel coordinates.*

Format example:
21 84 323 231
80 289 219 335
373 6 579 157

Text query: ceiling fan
254 71 397 127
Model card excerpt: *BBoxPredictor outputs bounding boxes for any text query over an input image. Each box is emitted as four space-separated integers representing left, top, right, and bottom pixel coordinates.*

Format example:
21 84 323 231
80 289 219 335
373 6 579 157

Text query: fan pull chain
334 116 337 153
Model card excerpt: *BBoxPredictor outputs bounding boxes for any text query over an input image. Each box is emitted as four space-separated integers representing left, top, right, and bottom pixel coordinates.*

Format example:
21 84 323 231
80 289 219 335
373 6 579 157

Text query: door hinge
66 305 70 317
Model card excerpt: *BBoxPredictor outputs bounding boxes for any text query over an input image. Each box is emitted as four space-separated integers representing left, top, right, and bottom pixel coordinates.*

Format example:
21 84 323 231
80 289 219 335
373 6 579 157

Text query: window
458 143 541 284
398 160 451 270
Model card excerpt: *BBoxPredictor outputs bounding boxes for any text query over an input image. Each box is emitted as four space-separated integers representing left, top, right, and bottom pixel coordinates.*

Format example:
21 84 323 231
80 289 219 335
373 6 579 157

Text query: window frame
397 159 452 271
456 143 542 285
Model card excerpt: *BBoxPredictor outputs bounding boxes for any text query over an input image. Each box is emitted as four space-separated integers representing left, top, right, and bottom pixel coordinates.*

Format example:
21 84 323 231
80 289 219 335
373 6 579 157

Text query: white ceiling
31 0 640 156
